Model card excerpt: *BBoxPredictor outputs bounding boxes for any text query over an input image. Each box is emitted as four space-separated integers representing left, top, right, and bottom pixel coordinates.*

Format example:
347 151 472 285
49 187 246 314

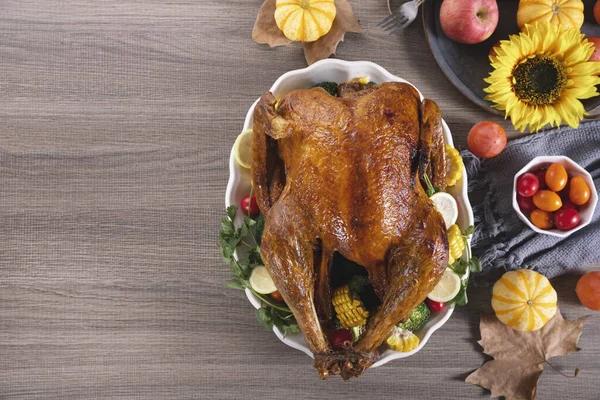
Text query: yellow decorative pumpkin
517 0 584 31
274 0 337 42
492 270 558 331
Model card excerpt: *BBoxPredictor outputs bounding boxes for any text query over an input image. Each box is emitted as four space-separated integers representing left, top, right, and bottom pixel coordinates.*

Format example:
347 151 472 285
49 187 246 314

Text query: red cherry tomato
561 200 578 210
328 329 353 350
240 194 259 217
533 190 562 212
517 173 540 197
530 209 554 229
576 271 600 311
517 194 536 213
534 169 547 190
545 163 568 192
569 176 591 206
270 290 284 303
554 208 581 231
426 298 445 312
467 121 507 158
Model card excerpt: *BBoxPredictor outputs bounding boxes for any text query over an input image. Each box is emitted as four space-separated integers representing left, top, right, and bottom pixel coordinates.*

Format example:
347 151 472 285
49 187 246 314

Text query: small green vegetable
312 81 338 96
397 303 431 332
449 225 481 306
219 205 299 336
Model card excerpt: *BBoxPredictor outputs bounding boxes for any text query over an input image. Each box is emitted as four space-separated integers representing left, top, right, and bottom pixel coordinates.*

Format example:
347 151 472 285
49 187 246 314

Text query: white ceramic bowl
225 59 474 368
513 156 598 238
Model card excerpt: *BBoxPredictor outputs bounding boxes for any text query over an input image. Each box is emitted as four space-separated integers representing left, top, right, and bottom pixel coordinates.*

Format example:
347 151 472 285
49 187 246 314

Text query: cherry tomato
534 169 547 190
561 200 579 210
426 298 445 312
467 121 507 158
569 176 591 206
576 271 600 311
517 173 540 197
533 190 562 212
517 194 536 213
270 290 284 303
328 329 353 350
530 209 554 229
545 163 568 192
488 41 501 57
554 208 581 231
240 194 259 217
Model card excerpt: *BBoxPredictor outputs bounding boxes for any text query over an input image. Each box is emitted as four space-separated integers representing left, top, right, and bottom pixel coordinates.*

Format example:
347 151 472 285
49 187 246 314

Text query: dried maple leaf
302 0 364 65
252 0 292 48
466 310 587 400
251 0 363 65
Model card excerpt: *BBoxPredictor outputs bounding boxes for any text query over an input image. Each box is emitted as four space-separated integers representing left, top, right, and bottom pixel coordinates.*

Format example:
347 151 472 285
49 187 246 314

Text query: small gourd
517 0 584 31
274 0 337 42
386 327 420 352
492 269 558 331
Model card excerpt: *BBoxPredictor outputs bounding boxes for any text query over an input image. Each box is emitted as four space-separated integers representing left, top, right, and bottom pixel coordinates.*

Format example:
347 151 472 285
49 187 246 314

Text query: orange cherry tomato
544 163 568 192
467 121 507 159
530 209 554 229
533 190 562 212
569 176 591 206
576 271 600 311
270 290 285 303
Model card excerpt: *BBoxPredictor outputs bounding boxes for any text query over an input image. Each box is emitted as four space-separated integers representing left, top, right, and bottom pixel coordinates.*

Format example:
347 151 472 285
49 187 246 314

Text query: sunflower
485 22 600 132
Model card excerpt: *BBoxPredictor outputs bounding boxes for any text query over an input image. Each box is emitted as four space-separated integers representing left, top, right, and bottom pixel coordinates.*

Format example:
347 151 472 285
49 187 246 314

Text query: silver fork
377 0 425 34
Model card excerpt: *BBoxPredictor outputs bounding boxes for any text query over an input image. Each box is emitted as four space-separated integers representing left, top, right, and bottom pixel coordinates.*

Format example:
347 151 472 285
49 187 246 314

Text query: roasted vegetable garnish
396 303 430 332
447 224 466 265
332 285 369 329
445 144 464 187
311 81 338 96
386 327 420 352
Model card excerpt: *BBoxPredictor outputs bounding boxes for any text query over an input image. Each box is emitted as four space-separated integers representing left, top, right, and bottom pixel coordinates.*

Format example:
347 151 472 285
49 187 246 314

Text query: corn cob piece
447 223 466 265
445 144 464 187
332 285 369 329
386 327 420 352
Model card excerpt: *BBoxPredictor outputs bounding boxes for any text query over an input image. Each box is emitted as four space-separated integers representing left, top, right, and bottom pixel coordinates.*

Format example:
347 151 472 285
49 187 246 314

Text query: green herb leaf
248 246 263 266
226 278 246 290
462 226 475 236
452 284 468 306
470 257 482 273
451 258 469 275
249 214 266 245
256 307 273 330
226 205 237 222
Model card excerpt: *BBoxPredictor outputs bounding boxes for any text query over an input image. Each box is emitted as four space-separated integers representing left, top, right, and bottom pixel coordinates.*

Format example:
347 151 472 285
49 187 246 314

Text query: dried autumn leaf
252 0 363 64
303 0 363 65
466 310 587 400
252 0 292 47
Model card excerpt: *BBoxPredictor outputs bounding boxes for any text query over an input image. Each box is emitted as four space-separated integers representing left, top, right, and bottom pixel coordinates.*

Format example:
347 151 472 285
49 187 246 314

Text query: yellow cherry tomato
545 163 568 192
569 176 591 206
533 190 562 212
530 209 554 229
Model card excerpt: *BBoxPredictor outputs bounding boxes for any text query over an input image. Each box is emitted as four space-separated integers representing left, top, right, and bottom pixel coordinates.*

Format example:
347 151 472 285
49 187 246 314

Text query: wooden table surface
1 1 599 399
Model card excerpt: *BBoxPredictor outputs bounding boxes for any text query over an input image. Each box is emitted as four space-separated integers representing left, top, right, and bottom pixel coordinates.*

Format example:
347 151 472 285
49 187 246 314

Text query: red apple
594 0 600 24
440 0 499 45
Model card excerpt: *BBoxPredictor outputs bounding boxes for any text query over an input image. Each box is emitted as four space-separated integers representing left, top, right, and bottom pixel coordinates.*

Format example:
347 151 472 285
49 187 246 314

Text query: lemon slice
428 268 461 303
249 266 277 294
233 129 253 169
430 192 458 229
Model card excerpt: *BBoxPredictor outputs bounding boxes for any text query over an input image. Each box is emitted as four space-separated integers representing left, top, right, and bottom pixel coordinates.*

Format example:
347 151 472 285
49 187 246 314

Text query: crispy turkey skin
252 82 449 380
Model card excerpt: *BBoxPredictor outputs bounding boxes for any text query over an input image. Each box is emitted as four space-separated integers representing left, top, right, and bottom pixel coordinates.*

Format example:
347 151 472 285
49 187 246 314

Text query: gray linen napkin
462 121 600 284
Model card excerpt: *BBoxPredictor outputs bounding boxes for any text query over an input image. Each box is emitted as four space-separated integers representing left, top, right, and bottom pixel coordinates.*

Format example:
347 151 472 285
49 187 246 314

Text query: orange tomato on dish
533 190 562 212
545 163 568 192
576 271 600 311
569 176 591 206
530 209 554 229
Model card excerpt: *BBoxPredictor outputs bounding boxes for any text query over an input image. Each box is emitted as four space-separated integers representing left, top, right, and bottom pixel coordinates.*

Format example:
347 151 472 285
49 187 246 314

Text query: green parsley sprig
449 226 481 306
219 205 299 336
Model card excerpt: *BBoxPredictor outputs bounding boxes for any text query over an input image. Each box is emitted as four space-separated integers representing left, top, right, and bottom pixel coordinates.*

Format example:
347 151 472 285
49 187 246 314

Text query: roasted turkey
252 81 449 380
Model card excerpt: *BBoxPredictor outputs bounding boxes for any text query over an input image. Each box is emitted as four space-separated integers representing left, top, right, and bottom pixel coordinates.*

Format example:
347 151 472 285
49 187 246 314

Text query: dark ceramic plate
422 0 600 116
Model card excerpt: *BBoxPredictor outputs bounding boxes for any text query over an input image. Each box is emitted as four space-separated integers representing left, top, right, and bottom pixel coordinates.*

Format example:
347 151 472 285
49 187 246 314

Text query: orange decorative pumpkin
517 0 584 31
274 0 337 42
492 270 558 331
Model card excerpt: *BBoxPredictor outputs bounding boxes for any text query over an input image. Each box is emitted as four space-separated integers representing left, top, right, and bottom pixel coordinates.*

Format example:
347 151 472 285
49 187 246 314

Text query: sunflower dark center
512 55 567 106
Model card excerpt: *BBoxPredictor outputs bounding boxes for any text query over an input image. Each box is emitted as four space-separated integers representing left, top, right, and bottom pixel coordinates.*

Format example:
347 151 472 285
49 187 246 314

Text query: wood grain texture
0 1 599 399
